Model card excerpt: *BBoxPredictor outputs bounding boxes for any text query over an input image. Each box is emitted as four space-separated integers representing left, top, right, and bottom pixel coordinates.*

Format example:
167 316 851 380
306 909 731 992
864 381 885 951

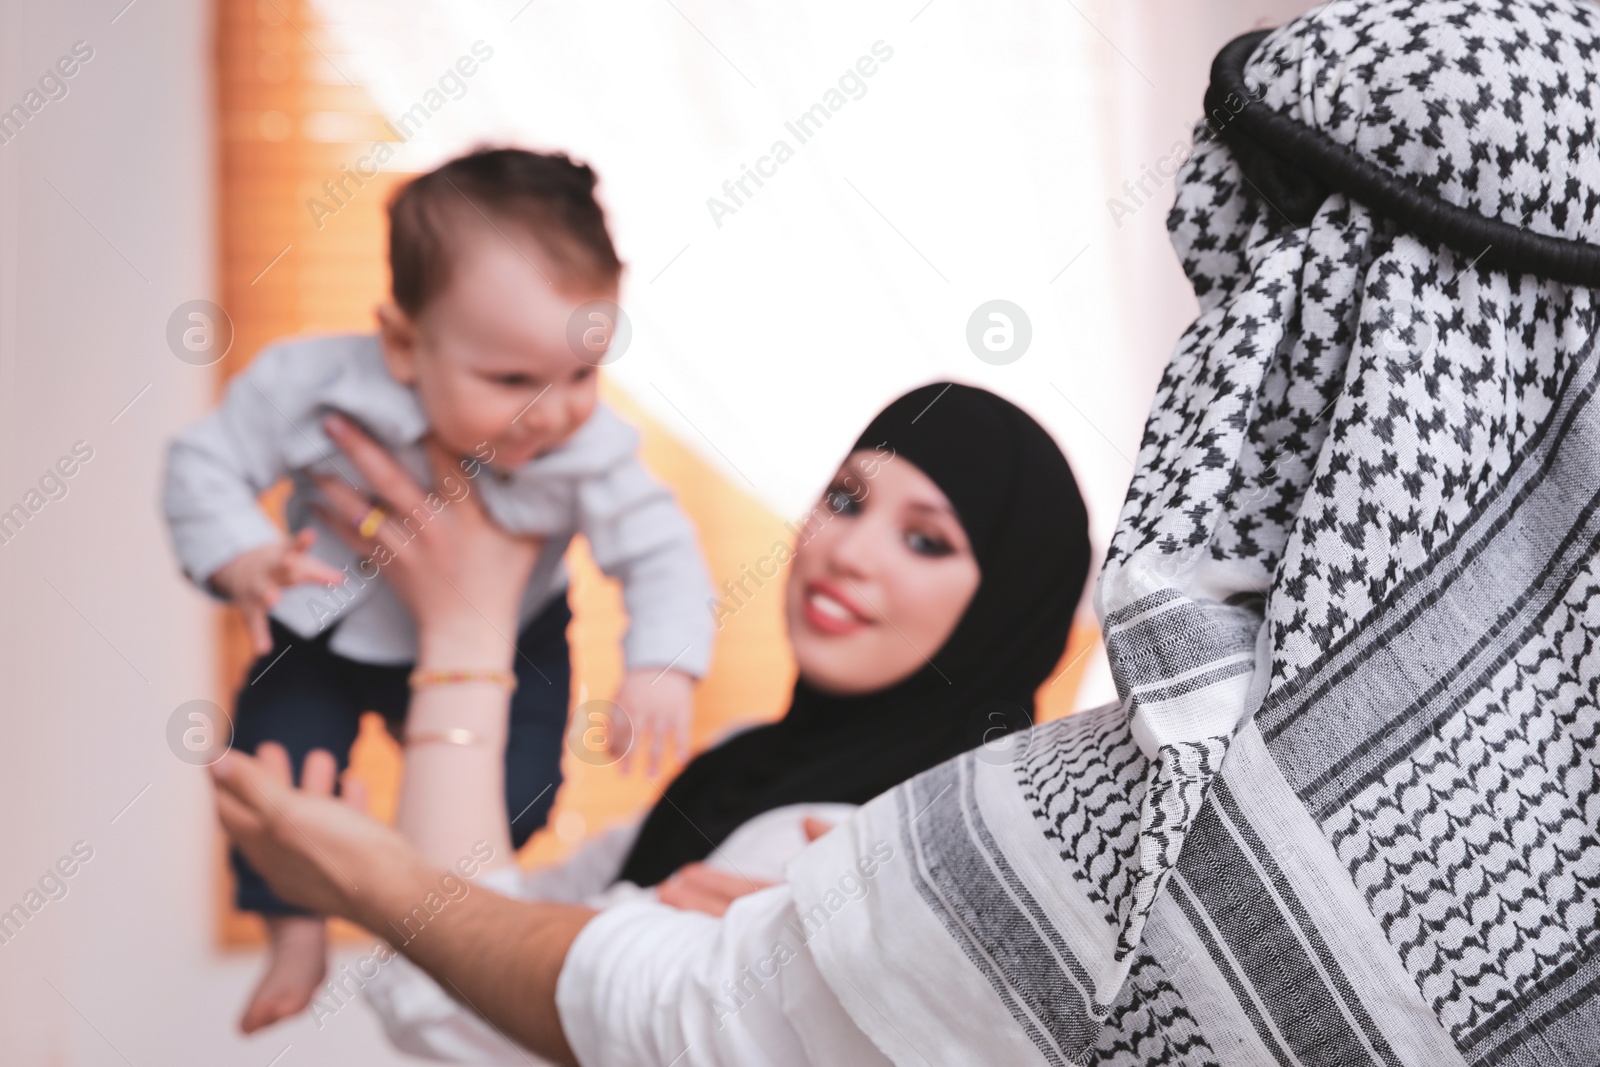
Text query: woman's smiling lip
801 579 873 635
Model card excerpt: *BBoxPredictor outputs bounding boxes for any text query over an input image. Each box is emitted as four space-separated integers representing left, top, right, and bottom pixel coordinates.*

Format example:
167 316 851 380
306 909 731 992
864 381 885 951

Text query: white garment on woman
360 801 860 1063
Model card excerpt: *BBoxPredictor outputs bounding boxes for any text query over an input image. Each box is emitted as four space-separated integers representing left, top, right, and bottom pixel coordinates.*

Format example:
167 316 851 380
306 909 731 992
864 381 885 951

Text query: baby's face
379 225 616 471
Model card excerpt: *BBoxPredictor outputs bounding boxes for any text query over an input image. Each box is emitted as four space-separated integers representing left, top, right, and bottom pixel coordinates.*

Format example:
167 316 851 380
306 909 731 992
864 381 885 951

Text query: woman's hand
211 743 429 924
313 414 543 664
656 818 837 916
656 864 775 917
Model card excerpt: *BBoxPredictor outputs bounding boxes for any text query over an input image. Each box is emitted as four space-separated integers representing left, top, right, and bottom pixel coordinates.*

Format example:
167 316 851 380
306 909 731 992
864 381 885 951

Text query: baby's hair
387 147 622 316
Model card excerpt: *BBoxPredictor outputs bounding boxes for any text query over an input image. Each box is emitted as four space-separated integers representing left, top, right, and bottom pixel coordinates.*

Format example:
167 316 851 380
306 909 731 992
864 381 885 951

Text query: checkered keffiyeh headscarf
787 1 1600 1062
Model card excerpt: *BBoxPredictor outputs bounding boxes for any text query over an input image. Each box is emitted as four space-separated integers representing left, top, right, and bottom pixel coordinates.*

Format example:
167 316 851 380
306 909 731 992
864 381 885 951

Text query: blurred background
0 0 1308 1062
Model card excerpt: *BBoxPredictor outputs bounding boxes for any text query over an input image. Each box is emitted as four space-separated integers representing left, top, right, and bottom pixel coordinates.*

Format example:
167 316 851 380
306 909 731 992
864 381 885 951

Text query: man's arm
352 863 595 1066
211 742 594 1065
213 742 890 1067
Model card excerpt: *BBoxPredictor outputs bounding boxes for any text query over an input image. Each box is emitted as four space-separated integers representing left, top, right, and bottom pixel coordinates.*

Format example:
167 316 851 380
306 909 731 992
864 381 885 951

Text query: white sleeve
575 453 715 678
161 344 300 590
554 889 893 1067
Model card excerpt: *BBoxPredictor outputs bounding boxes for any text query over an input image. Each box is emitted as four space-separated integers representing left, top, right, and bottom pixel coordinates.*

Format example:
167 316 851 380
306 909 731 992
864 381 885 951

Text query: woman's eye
907 530 954 557
824 486 860 514
492 374 538 388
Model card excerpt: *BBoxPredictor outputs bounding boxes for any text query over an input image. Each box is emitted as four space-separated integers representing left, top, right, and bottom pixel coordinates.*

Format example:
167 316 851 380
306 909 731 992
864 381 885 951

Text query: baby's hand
209 529 346 654
611 668 694 776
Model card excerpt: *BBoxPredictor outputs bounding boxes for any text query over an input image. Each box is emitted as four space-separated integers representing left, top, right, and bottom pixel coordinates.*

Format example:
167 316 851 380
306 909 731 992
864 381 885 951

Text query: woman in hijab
213 0 1600 1060
225 381 1092 1059
615 381 1090 891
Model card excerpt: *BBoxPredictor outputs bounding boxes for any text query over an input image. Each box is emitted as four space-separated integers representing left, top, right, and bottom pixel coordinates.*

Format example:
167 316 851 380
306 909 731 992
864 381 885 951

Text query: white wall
0 1 1312 1064
0 1 417 1063
1099 0 1313 446
304 0 1314 711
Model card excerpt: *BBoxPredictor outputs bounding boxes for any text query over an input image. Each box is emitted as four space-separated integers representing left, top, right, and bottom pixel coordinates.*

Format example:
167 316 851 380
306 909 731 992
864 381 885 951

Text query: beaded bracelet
408 668 518 692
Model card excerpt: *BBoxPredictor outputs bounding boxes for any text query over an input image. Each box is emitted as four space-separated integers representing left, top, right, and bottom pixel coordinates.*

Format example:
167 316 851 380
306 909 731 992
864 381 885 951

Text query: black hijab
615 382 1092 887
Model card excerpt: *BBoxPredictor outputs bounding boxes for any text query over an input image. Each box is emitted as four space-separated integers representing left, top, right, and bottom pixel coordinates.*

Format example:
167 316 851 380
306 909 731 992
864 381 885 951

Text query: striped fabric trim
1260 347 1600 796
1465 939 1600 1065
898 758 1105 1064
1258 346 1600 816
1106 599 1261 699
1168 803 1401 1064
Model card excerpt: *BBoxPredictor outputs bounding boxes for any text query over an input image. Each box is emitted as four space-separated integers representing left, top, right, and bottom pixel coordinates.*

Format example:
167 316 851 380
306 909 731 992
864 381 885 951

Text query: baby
162 148 714 1032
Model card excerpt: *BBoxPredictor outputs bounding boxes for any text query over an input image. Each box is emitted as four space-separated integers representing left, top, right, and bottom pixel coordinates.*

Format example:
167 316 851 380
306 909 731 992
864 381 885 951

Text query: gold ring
356 505 387 538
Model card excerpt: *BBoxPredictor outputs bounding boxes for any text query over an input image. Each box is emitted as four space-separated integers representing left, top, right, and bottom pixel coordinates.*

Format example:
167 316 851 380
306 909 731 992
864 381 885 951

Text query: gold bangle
404 727 482 747
408 668 518 692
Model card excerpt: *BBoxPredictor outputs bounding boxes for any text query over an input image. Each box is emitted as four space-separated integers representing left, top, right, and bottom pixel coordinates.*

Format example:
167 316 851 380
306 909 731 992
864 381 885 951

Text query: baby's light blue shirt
162 333 714 673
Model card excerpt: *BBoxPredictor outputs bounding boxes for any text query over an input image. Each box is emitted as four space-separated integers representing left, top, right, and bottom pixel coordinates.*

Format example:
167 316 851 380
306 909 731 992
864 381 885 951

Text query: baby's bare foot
239 915 328 1034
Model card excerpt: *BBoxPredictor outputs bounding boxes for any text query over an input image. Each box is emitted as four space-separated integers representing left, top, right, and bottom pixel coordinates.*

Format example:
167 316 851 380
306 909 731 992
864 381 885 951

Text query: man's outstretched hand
211 742 423 925
214 743 591 1067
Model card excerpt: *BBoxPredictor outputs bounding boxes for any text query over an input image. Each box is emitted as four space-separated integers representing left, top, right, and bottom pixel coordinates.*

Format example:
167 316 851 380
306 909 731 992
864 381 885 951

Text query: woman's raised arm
313 412 536 870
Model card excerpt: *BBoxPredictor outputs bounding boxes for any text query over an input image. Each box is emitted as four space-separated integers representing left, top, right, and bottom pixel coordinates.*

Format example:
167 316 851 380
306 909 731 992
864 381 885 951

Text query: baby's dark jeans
229 593 571 916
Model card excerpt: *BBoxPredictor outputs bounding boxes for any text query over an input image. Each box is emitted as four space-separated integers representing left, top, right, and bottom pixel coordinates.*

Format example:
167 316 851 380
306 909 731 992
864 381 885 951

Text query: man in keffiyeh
789 0 1600 1062
209 0 1600 1061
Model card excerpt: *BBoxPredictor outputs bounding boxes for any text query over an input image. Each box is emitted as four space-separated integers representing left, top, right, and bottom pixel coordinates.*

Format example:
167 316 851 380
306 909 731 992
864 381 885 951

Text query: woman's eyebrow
905 501 956 518
834 462 872 485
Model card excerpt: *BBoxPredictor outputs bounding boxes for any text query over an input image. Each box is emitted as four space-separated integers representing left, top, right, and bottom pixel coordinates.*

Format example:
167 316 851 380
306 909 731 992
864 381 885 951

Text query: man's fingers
340 773 370 813
324 413 428 516
301 749 338 798
213 776 264 837
210 750 281 822
256 741 293 783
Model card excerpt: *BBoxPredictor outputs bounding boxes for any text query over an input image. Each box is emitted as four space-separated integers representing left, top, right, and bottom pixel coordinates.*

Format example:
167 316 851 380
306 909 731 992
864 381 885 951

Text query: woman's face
784 449 981 695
